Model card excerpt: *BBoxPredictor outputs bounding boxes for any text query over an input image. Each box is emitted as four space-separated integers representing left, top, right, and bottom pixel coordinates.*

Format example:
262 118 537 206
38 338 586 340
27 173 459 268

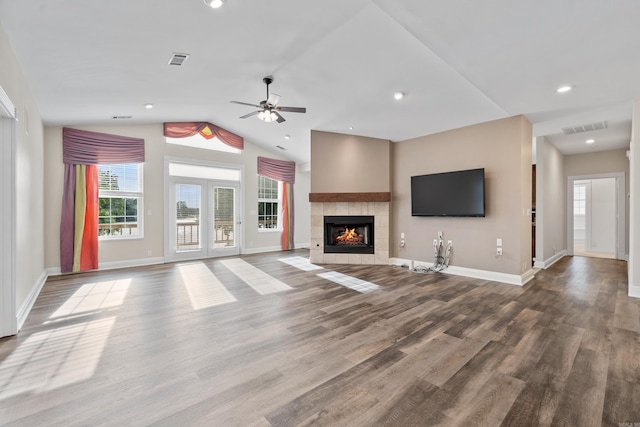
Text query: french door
167 177 240 261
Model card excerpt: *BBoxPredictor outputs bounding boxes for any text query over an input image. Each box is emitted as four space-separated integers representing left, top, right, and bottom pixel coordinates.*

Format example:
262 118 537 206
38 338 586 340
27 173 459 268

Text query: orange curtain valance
163 122 244 150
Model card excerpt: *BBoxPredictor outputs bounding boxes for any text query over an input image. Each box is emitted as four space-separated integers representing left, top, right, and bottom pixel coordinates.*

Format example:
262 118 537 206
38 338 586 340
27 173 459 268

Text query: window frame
98 163 144 240
257 175 281 232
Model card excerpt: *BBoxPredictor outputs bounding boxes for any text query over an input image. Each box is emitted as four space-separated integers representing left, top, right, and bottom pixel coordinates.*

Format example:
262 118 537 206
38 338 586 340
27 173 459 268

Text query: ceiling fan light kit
231 76 307 124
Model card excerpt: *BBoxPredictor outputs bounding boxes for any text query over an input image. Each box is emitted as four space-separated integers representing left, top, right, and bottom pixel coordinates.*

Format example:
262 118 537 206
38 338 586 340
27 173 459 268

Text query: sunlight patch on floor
317 271 380 293
178 262 237 310
0 317 115 400
220 259 292 294
49 278 131 320
278 256 324 271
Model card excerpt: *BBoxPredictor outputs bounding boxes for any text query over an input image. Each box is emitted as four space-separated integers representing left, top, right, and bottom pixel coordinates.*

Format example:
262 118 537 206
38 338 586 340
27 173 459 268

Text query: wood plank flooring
0 251 638 426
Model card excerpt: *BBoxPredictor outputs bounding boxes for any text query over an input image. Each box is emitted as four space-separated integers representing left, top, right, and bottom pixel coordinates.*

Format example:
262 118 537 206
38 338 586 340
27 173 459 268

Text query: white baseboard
47 257 166 276
17 269 48 331
241 245 283 255
629 286 640 299
389 257 534 286
534 250 567 269
99 257 166 271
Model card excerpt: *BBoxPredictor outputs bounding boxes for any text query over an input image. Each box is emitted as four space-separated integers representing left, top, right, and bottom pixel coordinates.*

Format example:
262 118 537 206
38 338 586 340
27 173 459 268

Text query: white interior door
588 178 616 254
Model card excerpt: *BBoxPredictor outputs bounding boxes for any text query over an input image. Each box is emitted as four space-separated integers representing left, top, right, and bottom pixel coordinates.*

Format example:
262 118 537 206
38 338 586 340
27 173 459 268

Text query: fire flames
335 226 363 245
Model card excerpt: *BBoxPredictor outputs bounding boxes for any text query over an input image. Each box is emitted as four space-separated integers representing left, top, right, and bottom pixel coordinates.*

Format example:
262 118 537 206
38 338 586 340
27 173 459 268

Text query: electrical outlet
448 240 452 247
496 247 503 256
433 239 438 246
401 232 405 239
497 238 502 246
438 231 443 239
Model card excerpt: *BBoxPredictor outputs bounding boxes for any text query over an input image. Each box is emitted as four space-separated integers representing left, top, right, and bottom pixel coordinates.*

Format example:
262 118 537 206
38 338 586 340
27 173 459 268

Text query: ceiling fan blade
276 106 306 113
230 100 262 108
239 110 261 119
267 93 281 107
273 111 286 123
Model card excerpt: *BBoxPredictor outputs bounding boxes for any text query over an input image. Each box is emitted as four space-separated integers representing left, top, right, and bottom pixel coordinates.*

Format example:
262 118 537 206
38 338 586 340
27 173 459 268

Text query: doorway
573 178 616 258
567 173 625 260
165 160 242 262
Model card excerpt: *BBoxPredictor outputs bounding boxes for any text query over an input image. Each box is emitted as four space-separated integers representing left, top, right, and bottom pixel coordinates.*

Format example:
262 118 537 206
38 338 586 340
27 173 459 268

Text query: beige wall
564 149 630 255
392 115 532 275
310 130 391 193
0 23 45 315
43 124 310 269
536 136 566 263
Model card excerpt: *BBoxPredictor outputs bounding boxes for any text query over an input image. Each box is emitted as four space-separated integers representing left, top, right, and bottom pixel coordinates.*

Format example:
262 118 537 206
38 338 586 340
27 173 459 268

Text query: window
166 133 241 154
258 175 280 230
574 183 586 215
99 163 143 239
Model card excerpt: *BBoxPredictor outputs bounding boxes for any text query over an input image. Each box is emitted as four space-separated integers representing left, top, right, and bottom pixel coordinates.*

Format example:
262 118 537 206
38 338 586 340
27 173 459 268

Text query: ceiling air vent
276 145 287 151
168 52 190 66
112 115 133 120
561 121 608 135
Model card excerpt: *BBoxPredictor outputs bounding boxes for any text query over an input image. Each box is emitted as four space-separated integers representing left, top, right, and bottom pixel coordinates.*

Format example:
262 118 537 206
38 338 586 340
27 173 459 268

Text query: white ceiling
1 0 639 164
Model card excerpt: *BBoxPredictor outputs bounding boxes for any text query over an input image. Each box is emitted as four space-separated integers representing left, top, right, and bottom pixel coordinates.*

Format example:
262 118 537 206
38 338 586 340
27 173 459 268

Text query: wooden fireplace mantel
308 192 391 203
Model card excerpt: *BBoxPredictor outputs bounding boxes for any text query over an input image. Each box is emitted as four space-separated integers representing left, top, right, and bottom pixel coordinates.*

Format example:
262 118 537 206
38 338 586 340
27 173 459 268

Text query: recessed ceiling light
349 126 354 130
586 139 595 144
394 91 404 100
203 0 224 8
144 103 154 109
284 134 291 140
556 85 573 93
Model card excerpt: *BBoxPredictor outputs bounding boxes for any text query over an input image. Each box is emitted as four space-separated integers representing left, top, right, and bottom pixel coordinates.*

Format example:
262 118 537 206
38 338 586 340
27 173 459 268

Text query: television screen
411 168 485 217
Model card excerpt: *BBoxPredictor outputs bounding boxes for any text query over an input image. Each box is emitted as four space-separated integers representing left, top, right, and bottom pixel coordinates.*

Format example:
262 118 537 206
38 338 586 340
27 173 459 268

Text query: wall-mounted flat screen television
411 168 485 217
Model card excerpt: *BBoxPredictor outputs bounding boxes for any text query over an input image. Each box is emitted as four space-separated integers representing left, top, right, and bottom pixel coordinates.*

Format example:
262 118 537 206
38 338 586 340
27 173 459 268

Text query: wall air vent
112 115 133 120
561 121 608 135
168 53 190 66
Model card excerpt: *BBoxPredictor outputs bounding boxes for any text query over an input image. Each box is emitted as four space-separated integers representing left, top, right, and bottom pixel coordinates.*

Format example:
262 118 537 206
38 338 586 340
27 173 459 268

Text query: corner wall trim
389 258 534 286
535 250 567 269
17 269 48 331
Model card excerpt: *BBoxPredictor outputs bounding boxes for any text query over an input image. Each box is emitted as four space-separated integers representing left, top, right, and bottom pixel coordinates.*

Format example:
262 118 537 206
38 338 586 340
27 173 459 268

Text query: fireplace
324 215 374 254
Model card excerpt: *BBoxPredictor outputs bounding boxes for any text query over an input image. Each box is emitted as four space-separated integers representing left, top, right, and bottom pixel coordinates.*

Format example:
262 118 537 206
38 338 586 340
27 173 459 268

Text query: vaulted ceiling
1 0 638 164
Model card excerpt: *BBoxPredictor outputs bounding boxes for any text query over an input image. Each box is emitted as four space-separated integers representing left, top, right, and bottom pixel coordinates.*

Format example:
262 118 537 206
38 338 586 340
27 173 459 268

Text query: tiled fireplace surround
310 201 390 265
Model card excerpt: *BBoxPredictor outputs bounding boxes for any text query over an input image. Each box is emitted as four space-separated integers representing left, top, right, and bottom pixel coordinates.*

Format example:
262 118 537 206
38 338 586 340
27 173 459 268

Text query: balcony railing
176 219 235 251
98 222 138 237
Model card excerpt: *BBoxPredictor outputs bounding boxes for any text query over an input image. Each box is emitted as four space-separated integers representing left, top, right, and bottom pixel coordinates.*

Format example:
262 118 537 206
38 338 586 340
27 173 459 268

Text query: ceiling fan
231 76 306 123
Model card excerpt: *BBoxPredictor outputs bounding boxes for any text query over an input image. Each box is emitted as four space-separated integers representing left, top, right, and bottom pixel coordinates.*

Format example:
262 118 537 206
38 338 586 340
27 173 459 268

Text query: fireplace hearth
324 215 374 254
